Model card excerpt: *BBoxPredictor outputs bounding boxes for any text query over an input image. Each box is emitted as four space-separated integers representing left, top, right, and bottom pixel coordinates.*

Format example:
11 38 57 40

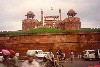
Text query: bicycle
44 58 64 67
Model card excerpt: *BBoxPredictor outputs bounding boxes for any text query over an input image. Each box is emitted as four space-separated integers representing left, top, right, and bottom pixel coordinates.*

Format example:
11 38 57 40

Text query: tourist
69 50 74 63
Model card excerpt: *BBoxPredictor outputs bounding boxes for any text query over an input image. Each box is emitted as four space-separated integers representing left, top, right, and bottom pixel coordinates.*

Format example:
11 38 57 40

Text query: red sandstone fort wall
0 32 100 58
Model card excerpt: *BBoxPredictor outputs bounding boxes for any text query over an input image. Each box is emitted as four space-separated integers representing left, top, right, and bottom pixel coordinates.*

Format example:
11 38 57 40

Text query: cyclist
44 49 64 67
44 49 54 67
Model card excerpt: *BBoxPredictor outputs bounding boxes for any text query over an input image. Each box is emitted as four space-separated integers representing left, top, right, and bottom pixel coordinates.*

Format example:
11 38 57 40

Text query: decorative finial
51 7 53 10
41 9 43 11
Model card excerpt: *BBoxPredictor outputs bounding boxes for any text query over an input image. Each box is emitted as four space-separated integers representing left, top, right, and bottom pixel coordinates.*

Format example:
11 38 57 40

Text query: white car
35 52 54 59
36 52 47 59
83 50 95 60
0 52 3 62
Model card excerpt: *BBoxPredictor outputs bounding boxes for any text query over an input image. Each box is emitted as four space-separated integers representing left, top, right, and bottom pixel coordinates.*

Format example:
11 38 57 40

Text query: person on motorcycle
56 50 63 61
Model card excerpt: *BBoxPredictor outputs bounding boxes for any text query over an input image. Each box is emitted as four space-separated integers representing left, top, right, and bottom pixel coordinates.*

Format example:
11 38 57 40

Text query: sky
0 0 100 31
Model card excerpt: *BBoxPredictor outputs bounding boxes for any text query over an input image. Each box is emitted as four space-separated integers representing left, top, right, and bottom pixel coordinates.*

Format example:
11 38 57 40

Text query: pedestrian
15 53 19 66
11 55 19 67
9 49 18 67
69 50 74 63
21 50 40 67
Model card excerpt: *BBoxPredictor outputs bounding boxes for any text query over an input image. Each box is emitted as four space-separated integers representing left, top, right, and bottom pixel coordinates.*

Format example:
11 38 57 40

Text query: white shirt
47 52 54 60
21 59 40 67
70 52 74 58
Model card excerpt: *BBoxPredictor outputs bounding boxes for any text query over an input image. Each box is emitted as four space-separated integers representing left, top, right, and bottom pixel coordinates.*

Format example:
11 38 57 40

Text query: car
27 50 43 58
83 50 95 60
0 52 3 62
27 50 43 53
36 51 46 59
36 51 54 59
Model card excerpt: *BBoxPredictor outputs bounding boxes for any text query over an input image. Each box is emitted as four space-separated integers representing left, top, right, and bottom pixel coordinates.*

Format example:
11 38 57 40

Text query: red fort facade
22 9 81 31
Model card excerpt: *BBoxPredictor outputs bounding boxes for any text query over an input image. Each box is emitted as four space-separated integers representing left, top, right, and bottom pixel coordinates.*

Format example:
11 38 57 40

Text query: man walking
70 50 74 63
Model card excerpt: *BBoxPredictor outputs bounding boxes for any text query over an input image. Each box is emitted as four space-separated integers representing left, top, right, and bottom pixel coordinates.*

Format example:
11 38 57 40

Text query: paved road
61 58 100 67
0 58 100 67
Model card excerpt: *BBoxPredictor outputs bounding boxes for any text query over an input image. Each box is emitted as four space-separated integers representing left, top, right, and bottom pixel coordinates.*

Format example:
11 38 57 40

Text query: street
0 58 100 67
61 58 100 67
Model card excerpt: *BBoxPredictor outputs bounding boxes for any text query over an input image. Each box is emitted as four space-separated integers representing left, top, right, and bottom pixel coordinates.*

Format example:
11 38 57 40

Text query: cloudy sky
0 0 100 31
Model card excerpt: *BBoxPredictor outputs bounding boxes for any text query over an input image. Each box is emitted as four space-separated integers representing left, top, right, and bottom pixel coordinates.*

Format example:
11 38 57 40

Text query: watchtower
63 9 81 30
22 11 40 31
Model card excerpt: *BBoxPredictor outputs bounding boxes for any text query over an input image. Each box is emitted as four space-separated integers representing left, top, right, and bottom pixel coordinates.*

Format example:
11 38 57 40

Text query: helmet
26 50 36 57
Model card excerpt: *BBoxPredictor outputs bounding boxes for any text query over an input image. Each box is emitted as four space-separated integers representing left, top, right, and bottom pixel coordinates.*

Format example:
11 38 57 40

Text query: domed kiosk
25 11 35 19
63 9 81 30
22 11 40 31
67 9 77 17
